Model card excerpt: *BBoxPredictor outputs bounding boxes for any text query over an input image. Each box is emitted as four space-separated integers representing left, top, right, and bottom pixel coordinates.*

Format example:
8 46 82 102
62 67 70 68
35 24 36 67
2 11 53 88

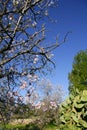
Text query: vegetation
59 89 87 130
68 50 87 94
43 124 59 130
34 79 62 127
0 123 58 130
59 50 87 130
1 49 87 129
0 0 87 130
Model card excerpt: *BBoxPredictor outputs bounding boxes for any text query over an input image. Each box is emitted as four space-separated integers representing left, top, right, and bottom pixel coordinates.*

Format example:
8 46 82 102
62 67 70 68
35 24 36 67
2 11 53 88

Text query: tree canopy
68 50 87 94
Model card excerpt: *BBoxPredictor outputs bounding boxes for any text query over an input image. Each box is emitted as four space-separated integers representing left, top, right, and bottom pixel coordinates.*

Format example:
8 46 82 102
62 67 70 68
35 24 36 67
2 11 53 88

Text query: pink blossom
20 81 27 89
50 101 57 109
21 71 26 76
35 102 42 109
28 74 38 82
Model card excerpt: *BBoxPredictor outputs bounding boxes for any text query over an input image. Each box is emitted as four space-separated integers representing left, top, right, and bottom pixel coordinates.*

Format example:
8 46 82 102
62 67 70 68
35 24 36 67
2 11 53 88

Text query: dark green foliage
68 50 87 94
59 90 87 130
25 123 40 130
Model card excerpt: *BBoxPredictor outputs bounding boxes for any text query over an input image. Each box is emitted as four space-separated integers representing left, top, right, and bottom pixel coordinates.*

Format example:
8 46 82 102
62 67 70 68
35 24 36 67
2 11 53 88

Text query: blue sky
45 0 87 98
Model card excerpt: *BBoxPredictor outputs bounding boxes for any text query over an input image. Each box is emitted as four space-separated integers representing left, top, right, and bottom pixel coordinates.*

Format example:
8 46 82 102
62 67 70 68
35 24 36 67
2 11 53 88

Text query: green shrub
42 123 59 130
59 90 87 130
25 123 40 130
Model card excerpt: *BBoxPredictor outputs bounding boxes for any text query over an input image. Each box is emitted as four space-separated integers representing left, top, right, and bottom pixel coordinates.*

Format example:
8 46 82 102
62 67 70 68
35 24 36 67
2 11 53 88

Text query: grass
0 124 60 130
0 123 40 130
43 124 59 130
0 124 25 130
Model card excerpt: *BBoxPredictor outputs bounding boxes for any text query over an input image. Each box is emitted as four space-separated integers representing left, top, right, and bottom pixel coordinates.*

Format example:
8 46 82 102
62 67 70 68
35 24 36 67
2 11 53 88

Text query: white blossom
44 10 48 16
32 21 37 27
10 67 14 71
7 91 12 97
21 71 27 76
33 57 39 64
13 0 20 5
25 95 30 103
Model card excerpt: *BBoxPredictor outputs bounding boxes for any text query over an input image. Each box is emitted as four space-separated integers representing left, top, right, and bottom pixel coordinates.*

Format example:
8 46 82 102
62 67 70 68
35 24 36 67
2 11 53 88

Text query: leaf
60 116 66 123
83 90 87 96
81 90 87 102
79 120 87 128
64 112 72 121
74 103 84 109
67 124 81 130
72 115 79 123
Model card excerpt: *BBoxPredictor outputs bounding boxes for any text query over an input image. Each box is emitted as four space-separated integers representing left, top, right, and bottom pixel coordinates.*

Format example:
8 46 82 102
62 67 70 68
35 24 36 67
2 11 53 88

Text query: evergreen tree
68 50 87 94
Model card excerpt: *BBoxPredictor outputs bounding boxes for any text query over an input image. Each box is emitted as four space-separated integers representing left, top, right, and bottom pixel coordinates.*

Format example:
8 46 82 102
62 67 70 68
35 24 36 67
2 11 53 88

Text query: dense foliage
68 50 87 94
59 89 87 130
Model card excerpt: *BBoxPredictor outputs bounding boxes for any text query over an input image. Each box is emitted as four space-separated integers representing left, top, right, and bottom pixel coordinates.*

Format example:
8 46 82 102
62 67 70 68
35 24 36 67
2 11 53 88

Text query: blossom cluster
20 80 27 89
35 101 57 111
50 101 57 109
28 74 39 82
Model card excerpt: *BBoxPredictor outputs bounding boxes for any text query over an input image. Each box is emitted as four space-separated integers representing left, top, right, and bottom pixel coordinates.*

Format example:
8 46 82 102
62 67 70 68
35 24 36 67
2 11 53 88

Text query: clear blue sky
45 0 87 98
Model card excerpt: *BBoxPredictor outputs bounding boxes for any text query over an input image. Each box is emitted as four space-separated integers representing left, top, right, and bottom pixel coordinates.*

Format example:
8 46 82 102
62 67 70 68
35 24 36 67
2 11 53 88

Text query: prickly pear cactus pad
59 90 87 130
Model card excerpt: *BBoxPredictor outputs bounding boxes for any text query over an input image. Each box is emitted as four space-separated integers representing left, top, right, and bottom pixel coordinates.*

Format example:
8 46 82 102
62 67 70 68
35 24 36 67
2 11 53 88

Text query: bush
25 123 40 130
59 90 87 130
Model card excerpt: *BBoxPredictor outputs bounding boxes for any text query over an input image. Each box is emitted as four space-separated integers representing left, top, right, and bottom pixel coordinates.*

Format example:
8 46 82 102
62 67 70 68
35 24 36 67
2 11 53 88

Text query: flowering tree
34 79 63 127
0 0 68 124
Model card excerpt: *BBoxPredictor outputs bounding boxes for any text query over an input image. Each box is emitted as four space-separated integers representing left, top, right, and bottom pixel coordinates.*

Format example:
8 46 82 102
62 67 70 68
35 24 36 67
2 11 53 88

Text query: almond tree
0 0 67 124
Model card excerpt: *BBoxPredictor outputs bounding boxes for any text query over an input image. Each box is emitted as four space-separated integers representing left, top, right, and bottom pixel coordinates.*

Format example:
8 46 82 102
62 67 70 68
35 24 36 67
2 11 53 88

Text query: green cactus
59 90 87 130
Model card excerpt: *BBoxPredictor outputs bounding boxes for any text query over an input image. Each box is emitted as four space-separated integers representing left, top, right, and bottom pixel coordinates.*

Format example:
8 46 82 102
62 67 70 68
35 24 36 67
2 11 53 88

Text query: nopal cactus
59 90 87 130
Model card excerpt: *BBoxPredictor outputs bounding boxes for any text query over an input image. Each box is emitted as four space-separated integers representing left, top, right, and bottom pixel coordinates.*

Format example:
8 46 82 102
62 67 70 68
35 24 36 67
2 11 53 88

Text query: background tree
37 79 62 105
68 50 87 94
33 79 63 128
